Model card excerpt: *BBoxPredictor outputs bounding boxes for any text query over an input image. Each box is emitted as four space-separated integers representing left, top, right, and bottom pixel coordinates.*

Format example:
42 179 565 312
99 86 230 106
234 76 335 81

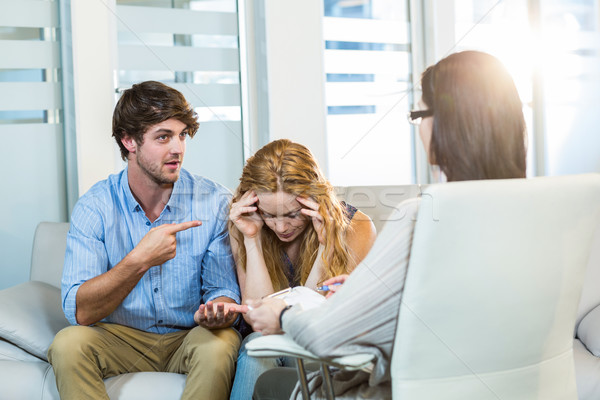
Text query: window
322 0 415 186
452 0 600 177
0 0 68 287
116 0 244 189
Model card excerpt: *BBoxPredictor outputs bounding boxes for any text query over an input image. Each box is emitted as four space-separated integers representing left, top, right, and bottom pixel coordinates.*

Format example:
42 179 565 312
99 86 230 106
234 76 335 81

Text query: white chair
247 174 600 399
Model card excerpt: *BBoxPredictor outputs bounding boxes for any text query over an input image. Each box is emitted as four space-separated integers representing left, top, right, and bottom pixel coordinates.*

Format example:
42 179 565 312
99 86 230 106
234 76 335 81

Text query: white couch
0 185 421 399
0 222 186 400
1 182 599 399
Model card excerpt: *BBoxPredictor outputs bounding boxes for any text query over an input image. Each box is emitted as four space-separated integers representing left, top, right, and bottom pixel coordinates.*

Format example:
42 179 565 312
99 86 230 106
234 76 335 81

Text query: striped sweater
281 198 421 399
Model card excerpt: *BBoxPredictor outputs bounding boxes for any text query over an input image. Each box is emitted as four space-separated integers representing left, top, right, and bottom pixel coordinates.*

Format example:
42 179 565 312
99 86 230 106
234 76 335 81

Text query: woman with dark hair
244 51 527 399
415 50 526 181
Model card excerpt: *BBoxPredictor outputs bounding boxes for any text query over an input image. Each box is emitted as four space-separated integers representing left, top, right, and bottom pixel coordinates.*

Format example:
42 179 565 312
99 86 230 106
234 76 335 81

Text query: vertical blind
0 0 68 288
453 0 600 178
323 0 414 186
116 0 244 190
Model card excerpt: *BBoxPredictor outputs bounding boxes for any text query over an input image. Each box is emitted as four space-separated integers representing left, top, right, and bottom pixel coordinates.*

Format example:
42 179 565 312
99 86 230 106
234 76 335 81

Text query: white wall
261 0 329 174
71 0 120 195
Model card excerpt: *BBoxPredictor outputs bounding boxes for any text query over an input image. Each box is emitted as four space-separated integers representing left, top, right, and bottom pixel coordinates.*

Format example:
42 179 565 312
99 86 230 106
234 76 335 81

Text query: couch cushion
0 360 59 400
30 221 70 289
574 339 600 400
578 303 600 357
0 338 42 362
0 281 69 360
335 185 422 232
104 372 186 400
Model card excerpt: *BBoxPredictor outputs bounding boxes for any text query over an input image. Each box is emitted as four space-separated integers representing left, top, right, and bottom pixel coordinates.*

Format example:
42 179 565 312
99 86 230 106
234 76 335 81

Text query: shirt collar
120 167 143 213
120 167 187 217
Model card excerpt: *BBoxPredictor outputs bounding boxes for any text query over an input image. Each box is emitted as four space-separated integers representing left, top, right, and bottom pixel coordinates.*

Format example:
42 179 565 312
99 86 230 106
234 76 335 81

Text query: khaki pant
47 322 240 400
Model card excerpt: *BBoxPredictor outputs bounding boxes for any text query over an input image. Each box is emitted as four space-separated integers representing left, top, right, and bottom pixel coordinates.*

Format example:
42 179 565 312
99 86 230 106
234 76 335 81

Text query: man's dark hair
112 81 200 160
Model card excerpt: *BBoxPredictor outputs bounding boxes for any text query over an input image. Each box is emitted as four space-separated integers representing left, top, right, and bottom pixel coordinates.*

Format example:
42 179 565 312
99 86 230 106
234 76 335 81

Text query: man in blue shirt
48 81 243 400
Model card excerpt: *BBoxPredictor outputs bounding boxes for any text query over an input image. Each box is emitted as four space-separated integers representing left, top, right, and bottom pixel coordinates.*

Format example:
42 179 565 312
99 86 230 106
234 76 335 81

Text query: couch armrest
578 303 600 357
0 281 69 361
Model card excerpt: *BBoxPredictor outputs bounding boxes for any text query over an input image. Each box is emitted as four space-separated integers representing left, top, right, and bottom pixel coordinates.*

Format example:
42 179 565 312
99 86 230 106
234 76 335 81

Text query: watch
279 305 292 329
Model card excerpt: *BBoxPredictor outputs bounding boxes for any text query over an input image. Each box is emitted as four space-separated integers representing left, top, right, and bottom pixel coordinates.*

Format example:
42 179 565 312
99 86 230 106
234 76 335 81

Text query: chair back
30 221 70 288
391 174 600 400
576 221 600 330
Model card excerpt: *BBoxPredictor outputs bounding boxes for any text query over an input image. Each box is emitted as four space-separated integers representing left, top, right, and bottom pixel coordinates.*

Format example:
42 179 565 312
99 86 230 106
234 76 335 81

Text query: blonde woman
229 139 376 400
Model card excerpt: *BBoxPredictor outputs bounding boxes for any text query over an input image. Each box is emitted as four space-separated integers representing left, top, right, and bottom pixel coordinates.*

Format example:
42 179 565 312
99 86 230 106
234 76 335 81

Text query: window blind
323 1 414 186
0 0 68 288
116 0 244 189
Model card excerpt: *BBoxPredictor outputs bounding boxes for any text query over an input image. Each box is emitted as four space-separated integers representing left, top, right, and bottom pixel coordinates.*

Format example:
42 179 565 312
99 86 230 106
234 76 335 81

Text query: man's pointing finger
169 220 202 233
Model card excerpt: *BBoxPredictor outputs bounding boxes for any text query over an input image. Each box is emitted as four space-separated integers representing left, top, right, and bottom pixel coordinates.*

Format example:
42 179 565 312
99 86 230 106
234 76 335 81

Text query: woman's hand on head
230 190 264 239
297 196 325 245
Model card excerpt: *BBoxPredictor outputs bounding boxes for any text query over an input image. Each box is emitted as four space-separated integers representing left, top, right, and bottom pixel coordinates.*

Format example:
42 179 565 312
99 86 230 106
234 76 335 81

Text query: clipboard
266 286 326 310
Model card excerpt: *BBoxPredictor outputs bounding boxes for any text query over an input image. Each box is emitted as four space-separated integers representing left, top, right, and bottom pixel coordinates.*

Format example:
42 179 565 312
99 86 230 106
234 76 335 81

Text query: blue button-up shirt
62 168 240 334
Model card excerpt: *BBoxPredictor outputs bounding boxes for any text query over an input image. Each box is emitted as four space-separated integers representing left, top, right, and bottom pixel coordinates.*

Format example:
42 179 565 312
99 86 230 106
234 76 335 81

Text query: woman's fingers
296 196 319 210
240 190 258 205
300 207 322 220
233 205 258 217
299 202 325 244
230 191 261 231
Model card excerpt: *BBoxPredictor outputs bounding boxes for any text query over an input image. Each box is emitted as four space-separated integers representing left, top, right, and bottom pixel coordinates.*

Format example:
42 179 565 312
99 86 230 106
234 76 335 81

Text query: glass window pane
453 0 600 177
323 0 413 186
0 0 68 289
115 0 244 189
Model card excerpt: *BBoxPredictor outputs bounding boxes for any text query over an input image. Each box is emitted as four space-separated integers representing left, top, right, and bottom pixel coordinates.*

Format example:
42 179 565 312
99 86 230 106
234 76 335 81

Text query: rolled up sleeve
61 202 108 325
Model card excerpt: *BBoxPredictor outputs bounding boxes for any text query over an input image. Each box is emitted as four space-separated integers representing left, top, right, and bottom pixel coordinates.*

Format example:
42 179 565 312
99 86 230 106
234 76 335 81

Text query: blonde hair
229 139 352 291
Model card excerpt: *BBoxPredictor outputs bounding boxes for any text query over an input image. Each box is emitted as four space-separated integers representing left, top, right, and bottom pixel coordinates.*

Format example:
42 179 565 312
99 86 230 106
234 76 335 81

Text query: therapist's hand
245 298 287 335
321 274 349 298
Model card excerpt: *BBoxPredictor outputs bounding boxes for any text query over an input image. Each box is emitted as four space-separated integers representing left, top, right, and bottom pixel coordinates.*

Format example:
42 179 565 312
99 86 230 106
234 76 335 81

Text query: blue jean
230 331 294 400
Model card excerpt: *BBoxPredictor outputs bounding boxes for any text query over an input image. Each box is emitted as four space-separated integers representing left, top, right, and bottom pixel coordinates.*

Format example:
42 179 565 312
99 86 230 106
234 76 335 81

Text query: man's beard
136 153 180 185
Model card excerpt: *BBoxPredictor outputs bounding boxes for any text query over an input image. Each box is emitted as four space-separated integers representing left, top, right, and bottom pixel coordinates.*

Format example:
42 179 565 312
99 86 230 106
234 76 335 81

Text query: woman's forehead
256 191 301 214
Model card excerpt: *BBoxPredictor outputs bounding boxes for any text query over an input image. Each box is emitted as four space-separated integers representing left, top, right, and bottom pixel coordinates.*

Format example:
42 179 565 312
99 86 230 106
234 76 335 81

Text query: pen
317 282 342 291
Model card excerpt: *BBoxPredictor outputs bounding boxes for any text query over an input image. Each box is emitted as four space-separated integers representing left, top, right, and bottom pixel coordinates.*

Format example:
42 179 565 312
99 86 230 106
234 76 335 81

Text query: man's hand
245 297 287 335
75 220 201 326
132 220 201 269
194 301 247 329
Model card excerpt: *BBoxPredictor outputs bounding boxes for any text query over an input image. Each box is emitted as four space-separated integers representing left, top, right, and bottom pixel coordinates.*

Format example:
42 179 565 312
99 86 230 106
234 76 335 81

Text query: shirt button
154 288 158 293
158 320 163 324
146 222 151 226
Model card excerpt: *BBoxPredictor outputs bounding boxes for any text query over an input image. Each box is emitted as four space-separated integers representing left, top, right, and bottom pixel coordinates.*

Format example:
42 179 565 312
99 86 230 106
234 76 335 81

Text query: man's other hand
194 301 246 329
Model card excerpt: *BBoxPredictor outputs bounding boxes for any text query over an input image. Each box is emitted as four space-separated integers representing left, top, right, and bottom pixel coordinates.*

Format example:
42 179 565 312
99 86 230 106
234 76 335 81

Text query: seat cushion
0 360 59 400
0 338 42 362
104 372 186 400
0 281 69 360
574 339 600 400
577 304 600 357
